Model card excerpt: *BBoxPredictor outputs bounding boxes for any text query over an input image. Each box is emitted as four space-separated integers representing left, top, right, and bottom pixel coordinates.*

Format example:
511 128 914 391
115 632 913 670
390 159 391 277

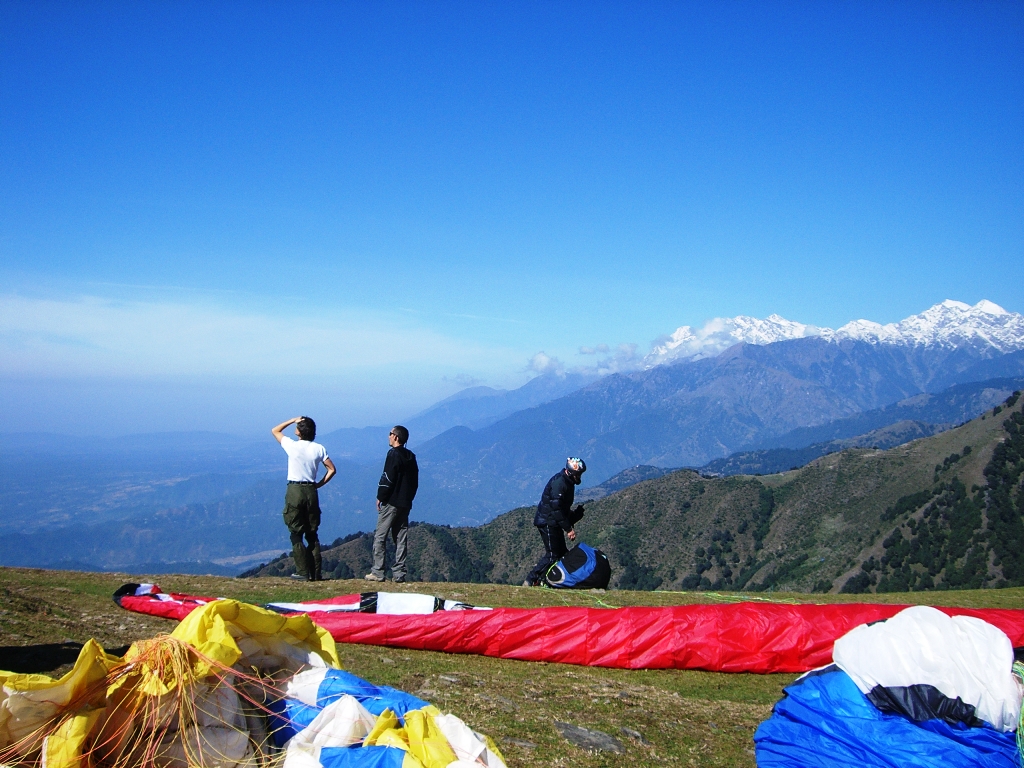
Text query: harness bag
545 542 611 589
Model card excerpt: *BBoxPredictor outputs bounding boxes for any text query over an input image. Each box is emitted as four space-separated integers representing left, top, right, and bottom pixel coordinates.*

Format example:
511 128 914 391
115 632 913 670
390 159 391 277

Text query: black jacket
377 446 419 510
533 470 581 531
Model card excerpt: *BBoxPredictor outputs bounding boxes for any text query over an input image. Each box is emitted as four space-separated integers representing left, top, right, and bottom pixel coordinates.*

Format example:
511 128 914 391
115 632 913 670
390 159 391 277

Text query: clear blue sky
2 1 1022 435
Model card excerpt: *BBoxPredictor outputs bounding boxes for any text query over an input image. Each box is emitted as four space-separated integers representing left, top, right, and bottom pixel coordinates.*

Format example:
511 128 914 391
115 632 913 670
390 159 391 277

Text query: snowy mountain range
645 300 1024 367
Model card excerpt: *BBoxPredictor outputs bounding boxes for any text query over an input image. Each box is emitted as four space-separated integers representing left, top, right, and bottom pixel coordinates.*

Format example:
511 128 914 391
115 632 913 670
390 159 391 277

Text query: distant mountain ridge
576 465 677 503
559 378 1024 482
404 371 600 436
766 376 1024 450
330 300 1024 463
823 299 1022 351
407 342 1024 524
320 371 599 463
646 300 1023 367
697 421 946 478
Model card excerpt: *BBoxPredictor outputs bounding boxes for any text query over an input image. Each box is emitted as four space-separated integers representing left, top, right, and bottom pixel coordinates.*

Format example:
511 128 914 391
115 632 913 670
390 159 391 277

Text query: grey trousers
371 503 409 579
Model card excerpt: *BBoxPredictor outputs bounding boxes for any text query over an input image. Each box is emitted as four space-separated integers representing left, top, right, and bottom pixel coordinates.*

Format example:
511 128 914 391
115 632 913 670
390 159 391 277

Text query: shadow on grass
0 643 130 675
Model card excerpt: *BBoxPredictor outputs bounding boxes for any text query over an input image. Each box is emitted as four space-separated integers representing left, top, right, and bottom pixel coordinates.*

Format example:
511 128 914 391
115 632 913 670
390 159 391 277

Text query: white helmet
565 457 587 481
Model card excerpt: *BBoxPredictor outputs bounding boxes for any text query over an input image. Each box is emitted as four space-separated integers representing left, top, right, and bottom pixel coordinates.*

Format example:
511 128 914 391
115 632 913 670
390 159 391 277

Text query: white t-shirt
280 437 329 483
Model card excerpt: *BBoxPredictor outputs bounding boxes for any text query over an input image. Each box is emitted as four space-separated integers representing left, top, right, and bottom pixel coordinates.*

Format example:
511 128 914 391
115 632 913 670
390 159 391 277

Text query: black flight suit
524 470 584 585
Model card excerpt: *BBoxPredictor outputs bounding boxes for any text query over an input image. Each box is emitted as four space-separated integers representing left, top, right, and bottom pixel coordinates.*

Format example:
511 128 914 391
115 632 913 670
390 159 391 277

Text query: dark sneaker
393 577 405 584
289 573 308 581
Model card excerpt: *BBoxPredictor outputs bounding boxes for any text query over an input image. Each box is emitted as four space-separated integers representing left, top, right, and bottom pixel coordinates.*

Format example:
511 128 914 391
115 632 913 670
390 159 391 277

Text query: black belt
288 481 316 485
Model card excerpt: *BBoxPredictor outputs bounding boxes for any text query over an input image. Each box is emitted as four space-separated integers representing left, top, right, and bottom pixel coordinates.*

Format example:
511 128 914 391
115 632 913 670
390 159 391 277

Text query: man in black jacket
366 425 419 583
523 457 587 586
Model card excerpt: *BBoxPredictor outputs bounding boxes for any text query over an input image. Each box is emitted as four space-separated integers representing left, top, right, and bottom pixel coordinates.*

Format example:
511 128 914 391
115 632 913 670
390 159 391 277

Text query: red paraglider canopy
114 584 1024 674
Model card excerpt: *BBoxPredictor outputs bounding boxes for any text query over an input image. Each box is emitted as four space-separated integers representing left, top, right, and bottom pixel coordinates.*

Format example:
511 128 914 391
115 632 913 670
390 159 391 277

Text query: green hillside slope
251 390 1023 594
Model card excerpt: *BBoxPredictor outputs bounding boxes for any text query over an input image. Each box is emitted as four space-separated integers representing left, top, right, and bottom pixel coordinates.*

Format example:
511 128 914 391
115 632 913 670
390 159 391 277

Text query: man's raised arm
271 417 302 444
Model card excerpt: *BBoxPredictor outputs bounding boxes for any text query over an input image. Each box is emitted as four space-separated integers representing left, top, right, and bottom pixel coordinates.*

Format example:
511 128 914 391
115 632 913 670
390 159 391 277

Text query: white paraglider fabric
283 668 329 707
833 604 1023 731
284 695 378 768
432 714 505 766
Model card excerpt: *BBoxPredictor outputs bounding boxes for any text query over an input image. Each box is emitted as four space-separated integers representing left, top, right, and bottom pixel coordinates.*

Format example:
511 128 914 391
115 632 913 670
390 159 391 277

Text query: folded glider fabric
319 746 407 768
1 600 507 768
833 605 1023 731
275 669 505 768
271 668 431 746
756 606 1024 767
753 667 1020 767
268 592 485 615
113 582 220 620
115 585 1024 674
114 585 483 620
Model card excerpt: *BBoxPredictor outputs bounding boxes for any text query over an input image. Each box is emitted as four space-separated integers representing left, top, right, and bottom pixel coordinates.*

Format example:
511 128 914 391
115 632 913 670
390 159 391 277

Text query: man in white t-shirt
271 416 336 581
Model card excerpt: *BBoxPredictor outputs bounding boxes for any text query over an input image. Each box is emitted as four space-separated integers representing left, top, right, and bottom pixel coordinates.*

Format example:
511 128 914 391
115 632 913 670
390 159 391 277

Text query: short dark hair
297 417 316 441
391 425 409 445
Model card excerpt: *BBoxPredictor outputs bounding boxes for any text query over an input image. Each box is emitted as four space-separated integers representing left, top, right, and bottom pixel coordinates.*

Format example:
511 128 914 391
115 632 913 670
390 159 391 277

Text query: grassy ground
2 567 1022 767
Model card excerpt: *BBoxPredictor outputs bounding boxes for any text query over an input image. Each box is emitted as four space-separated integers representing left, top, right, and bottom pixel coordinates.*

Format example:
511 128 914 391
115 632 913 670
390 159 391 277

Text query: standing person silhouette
523 457 587 586
366 425 419 583
271 416 335 581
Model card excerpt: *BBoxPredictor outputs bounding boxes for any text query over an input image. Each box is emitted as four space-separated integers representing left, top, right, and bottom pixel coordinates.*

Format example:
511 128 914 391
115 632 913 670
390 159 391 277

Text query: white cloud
592 342 640 373
0 293 515 378
644 313 823 366
526 342 642 380
569 342 642 375
526 351 565 375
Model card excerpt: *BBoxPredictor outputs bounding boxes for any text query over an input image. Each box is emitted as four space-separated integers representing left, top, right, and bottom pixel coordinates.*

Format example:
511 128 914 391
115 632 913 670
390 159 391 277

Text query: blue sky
2 1 1022 435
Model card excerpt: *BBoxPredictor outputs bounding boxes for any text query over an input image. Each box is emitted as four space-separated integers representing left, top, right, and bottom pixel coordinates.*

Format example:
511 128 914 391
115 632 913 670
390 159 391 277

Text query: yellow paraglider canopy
0 599 504 768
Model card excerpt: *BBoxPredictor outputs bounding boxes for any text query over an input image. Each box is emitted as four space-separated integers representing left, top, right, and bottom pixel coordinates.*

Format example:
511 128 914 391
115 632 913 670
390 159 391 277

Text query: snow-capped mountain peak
645 300 1024 367
830 300 1023 351
971 299 1007 316
646 313 823 366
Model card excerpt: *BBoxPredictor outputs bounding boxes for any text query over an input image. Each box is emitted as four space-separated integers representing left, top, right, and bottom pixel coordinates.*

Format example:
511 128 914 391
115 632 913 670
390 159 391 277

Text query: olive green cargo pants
283 482 321 580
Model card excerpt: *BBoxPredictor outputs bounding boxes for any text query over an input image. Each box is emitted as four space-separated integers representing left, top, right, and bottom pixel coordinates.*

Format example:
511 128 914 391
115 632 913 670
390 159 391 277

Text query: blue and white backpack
545 542 611 589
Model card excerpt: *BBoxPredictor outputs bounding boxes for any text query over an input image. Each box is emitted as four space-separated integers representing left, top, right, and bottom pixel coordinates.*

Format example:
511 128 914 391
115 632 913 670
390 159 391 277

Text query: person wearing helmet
522 457 587 587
